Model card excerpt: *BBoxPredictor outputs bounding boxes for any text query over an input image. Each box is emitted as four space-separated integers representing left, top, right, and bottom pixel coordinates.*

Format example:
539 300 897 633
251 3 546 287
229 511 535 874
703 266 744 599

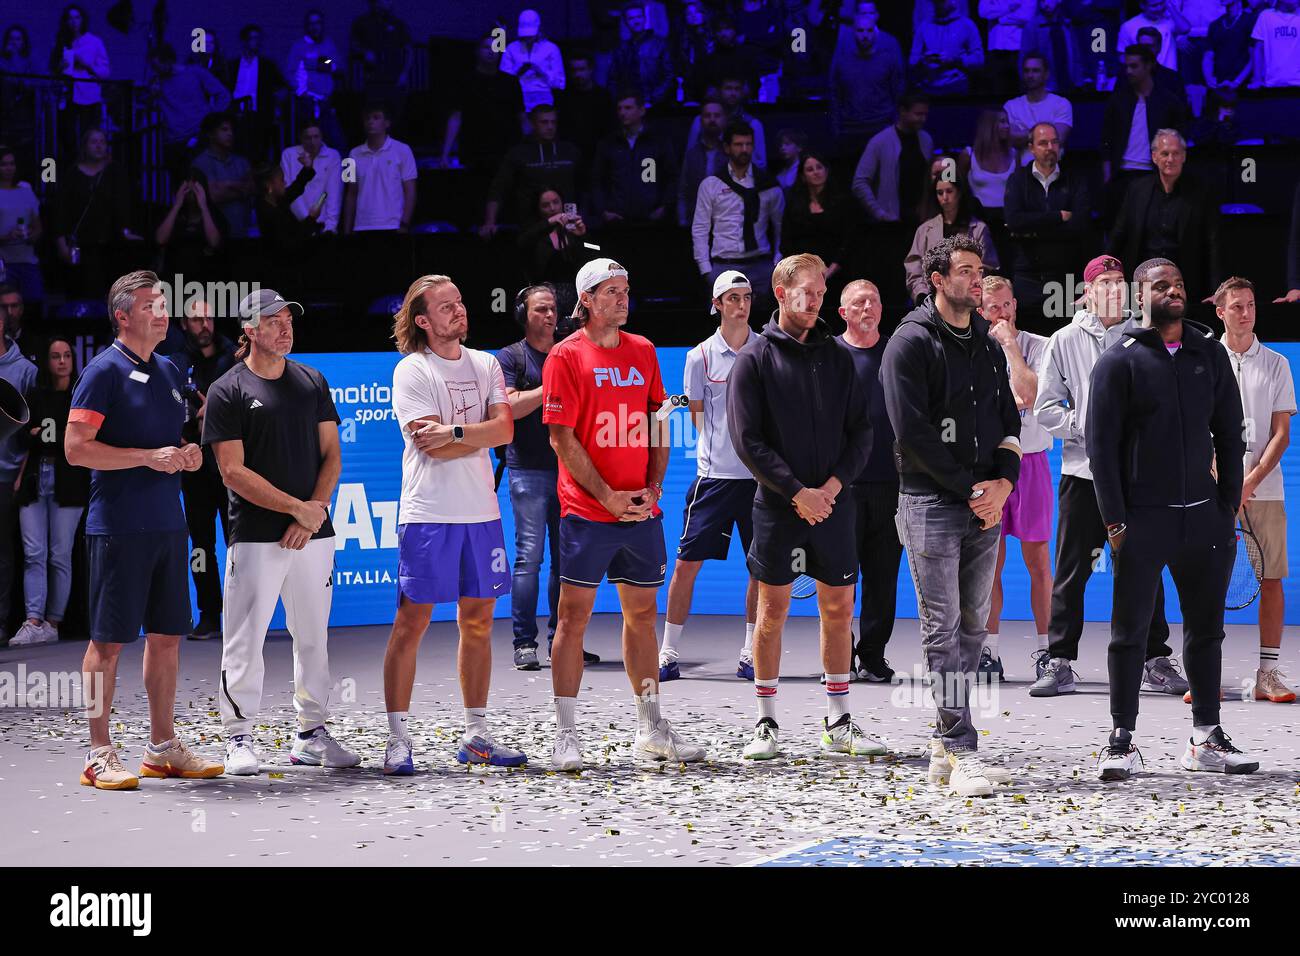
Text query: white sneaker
39 621 59 643
632 718 706 766
743 718 780 760
551 727 583 772
1097 729 1143 781
1180 726 1259 775
948 751 996 797
819 713 889 757
225 735 261 776
290 727 362 768
9 620 51 647
928 739 1012 785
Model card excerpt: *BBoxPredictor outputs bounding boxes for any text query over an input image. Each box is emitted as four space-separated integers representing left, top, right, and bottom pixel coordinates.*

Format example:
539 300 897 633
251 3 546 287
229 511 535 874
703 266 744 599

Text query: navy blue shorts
677 477 756 562
398 521 510 605
87 531 193 643
748 497 858 587
559 514 667 588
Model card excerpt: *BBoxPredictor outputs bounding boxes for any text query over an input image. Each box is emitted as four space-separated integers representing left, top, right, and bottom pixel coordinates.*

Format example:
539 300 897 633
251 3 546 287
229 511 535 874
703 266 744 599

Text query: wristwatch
452 425 465 443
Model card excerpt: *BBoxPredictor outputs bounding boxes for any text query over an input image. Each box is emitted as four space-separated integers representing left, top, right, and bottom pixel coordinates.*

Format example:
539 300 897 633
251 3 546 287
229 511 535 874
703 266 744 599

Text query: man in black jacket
1003 122 1091 329
1087 257 1256 781
480 103 581 237
1107 130 1220 307
882 234 1022 798
727 252 886 762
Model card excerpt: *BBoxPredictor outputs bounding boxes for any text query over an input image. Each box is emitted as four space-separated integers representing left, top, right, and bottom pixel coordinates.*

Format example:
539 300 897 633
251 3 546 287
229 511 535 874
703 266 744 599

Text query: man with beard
1088 258 1255 781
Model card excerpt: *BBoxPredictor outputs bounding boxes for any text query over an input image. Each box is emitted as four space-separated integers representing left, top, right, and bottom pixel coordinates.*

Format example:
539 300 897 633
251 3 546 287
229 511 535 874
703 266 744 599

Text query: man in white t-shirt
380 274 524 774
1004 52 1073 165
1217 276 1297 703
279 120 342 233
342 104 417 233
1118 0 1187 70
979 275 1055 679
1250 0 1300 88
499 9 565 112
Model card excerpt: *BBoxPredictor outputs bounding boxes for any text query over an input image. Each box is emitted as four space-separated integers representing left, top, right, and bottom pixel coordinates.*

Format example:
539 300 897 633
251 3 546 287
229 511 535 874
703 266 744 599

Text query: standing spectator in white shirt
1004 52 1073 164
1118 0 1190 70
1250 0 1300 89
981 0 1036 94
48 5 110 150
500 9 566 113
342 104 417 234
280 121 341 233
1217 276 1297 703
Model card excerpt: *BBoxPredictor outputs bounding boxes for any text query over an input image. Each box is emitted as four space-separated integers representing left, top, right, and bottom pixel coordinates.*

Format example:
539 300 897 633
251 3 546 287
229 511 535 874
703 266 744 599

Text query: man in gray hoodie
1031 254 1187 697
0 330 34 644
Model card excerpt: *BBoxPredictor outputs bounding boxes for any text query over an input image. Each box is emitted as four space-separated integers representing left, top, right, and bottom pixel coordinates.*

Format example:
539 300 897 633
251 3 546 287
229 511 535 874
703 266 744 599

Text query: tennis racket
791 574 818 599
1225 509 1264 610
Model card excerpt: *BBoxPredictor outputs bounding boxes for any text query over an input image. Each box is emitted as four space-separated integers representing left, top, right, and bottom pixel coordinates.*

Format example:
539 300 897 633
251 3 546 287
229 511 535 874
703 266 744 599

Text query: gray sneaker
513 645 540 671
1028 656 1077 697
1142 656 1189 695
1031 648 1051 681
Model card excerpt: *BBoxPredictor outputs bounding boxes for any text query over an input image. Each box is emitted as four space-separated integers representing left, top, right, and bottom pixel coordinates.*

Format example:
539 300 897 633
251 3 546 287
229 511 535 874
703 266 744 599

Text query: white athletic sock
984 633 1000 658
146 737 175 755
1260 646 1280 673
387 711 409 739
756 677 779 723
825 673 851 722
661 621 684 658
1037 633 1050 652
554 696 577 731
1192 724 1218 745
635 692 661 736
742 623 755 658
465 707 488 739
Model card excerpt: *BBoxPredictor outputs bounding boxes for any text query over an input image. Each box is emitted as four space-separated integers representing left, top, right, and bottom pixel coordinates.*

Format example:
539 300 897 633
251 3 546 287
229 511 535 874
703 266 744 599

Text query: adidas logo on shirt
249 399 264 409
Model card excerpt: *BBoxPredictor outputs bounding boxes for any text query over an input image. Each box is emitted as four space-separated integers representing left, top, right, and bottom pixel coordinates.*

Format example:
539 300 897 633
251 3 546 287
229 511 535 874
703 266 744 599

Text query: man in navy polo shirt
66 270 225 791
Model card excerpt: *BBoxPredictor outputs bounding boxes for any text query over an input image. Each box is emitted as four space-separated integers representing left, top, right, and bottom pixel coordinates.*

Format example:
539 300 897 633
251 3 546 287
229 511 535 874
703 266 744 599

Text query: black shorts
677 476 756 562
747 496 858 587
559 514 667 588
87 531 193 643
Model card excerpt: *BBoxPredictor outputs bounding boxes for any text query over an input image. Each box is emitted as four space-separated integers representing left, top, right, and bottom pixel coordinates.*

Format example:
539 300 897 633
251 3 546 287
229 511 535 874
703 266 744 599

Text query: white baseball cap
710 269 752 313
571 258 629 316
517 9 541 37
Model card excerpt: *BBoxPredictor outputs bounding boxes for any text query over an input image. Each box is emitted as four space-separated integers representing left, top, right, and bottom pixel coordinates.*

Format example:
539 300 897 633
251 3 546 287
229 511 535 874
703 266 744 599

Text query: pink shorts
1001 450 1053 542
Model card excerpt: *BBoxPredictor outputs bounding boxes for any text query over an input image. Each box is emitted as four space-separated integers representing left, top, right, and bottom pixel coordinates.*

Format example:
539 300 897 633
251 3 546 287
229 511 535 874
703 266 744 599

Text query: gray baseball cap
238 288 303 328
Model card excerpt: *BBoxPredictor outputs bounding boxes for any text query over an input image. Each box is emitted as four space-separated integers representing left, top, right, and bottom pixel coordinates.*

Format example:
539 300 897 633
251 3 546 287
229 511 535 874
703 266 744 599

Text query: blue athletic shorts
677 476 756 561
87 531 193 642
397 521 510 604
559 514 667 588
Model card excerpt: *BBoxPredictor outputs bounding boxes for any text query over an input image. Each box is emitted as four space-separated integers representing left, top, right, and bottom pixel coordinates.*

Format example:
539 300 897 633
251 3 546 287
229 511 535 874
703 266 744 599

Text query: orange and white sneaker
81 745 139 791
1183 688 1227 704
139 737 224 779
1255 668 1296 703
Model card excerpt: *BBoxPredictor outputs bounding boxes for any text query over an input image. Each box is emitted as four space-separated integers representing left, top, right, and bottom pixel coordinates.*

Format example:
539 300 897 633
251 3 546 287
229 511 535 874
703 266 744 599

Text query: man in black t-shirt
203 288 359 776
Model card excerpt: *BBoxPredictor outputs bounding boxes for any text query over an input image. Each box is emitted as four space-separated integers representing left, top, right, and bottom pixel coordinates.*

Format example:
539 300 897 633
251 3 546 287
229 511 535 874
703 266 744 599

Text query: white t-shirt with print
392 346 508 524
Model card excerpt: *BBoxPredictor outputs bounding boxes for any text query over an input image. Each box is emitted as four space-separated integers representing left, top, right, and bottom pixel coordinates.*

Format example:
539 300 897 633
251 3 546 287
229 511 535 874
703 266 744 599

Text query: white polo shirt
1222 334 1297 502
280 144 343 232
683 326 757 480
1017 330 1053 454
1004 92 1073 166
348 135 417 232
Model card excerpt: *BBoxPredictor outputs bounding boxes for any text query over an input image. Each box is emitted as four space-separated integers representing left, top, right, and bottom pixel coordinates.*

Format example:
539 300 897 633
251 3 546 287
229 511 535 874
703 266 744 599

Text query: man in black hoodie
727 252 887 762
1087 257 1256 782
881 234 1022 798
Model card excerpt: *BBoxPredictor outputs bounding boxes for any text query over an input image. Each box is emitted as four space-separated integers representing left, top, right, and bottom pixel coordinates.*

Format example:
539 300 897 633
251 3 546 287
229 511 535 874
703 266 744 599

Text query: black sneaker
547 642 601 666
513 645 540 671
855 654 895 683
976 647 1004 682
187 616 221 641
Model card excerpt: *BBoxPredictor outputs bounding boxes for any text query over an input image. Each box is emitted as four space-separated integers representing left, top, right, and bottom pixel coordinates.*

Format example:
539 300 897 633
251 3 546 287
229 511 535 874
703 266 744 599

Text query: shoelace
953 753 990 779
102 748 127 773
1206 731 1243 755
1153 657 1184 679
1102 739 1141 762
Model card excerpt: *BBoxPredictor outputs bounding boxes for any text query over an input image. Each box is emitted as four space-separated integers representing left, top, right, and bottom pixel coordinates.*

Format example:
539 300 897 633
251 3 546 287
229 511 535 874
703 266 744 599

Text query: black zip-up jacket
881 295 1022 500
1086 319 1244 526
727 314 871 509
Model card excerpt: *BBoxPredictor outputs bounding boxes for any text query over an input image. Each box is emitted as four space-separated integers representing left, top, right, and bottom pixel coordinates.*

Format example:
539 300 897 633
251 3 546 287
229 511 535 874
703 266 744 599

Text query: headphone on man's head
514 283 557 328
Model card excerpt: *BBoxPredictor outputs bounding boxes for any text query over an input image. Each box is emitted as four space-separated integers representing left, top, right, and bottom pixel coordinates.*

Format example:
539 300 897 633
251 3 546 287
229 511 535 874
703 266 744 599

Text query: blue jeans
509 469 560 648
895 492 1000 753
19 463 83 621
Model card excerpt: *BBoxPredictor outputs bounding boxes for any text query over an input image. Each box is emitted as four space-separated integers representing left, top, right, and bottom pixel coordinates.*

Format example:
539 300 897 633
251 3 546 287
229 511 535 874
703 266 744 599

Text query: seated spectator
609 2 673 106
343 104 417 234
904 172 999 302
53 128 139 299
481 103 580 237
829 11 905 152
590 91 678 225
1250 0 1300 89
48 5 110 150
773 128 807 192
685 76 767 169
279 121 341 234
909 0 984 94
0 145 42 306
554 50 613 181
149 43 231 177
191 112 254 239
980 0 1037 94
691 121 783 301
500 9 565 112
852 93 934 226
781 148 857 286
12 336 88 647
350 0 412 98
1203 0 1258 90
286 9 344 149
959 108 1017 225
1107 129 1221 305
678 96 728 227
1118 0 1187 71
1135 25 1188 101
224 23 286 162
1003 121 1090 322
0 284 35 361
676 2 713 102
516 187 587 312
1019 0 1084 92
1004 52 1073 164
155 169 225 280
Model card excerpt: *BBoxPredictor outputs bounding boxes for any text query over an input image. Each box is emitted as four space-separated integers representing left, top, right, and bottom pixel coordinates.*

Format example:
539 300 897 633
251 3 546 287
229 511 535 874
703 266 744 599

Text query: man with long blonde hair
381 274 524 774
